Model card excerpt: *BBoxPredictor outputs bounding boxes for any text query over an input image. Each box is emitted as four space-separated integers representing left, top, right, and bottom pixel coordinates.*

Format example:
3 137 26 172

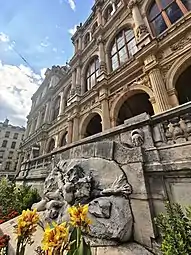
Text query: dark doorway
85 114 102 137
176 66 191 105
117 92 154 125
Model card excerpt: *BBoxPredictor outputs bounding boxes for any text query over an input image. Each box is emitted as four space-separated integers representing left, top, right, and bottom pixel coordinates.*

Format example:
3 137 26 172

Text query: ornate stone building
16 0 191 252
20 0 191 161
0 119 25 178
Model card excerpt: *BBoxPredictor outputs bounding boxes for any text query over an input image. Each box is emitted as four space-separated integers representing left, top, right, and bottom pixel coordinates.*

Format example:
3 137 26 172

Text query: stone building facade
20 0 191 161
17 0 191 253
0 119 25 178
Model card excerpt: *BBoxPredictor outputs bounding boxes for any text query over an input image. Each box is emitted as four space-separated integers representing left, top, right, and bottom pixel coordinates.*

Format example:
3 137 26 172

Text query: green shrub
155 201 191 255
0 177 40 216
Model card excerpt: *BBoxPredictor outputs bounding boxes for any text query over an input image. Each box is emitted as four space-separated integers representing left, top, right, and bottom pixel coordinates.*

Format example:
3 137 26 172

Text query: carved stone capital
136 24 149 40
128 0 138 10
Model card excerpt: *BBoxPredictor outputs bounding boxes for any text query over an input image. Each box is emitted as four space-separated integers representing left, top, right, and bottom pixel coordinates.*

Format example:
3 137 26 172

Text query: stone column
36 111 42 129
67 120 73 144
100 88 111 130
78 36 82 50
58 91 66 118
97 36 106 72
76 66 81 94
71 70 76 95
72 115 79 142
128 0 148 41
97 7 102 26
81 74 86 94
105 50 111 73
30 118 36 134
44 101 51 123
149 68 171 113
111 0 116 13
168 88 179 107
55 134 59 148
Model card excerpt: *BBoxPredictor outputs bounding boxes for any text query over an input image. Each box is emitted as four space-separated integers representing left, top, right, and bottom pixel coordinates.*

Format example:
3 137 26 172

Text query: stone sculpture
131 129 144 147
33 158 133 243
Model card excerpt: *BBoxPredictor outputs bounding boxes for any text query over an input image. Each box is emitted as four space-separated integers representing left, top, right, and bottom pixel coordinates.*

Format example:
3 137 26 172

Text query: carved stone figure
33 158 133 243
131 129 144 147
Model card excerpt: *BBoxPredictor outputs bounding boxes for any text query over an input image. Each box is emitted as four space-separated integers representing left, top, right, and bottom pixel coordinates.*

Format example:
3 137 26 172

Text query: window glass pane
149 2 160 20
96 70 100 78
87 78 91 90
95 58 99 70
90 62 95 74
160 0 174 9
151 14 167 35
125 29 134 42
166 2 183 24
128 38 138 56
182 0 191 10
116 32 125 49
91 75 96 87
118 47 128 64
111 55 119 70
111 43 117 55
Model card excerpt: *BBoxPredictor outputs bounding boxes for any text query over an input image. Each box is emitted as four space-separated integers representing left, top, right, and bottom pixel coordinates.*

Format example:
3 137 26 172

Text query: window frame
110 28 137 71
148 0 190 36
11 141 16 149
85 57 100 91
2 140 8 148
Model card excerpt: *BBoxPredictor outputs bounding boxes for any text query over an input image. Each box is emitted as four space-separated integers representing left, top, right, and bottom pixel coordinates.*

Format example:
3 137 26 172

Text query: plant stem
77 227 81 248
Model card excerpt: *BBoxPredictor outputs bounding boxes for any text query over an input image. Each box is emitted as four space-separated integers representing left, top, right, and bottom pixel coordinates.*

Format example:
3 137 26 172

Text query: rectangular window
0 151 4 158
5 131 10 138
8 151 14 159
2 140 7 148
5 162 11 171
11 141 16 149
13 133 19 139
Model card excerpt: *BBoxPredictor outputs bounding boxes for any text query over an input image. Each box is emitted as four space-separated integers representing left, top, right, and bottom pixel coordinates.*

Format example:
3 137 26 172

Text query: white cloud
40 68 47 79
0 32 10 43
68 25 77 35
67 0 76 10
0 62 44 126
52 47 57 52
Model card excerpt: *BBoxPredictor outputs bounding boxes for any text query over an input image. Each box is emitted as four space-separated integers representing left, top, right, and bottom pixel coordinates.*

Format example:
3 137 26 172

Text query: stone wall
17 102 191 251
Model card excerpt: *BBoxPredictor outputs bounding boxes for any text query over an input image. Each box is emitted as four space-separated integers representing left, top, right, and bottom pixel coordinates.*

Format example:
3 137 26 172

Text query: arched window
60 132 68 147
52 96 60 121
92 22 98 34
47 138 55 153
84 33 90 47
148 0 191 36
110 29 137 71
104 4 113 22
85 57 100 91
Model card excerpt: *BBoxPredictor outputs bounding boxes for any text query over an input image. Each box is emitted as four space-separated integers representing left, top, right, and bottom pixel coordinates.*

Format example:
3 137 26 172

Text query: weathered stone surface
33 158 133 242
113 143 143 164
95 243 153 255
94 141 114 160
89 196 133 242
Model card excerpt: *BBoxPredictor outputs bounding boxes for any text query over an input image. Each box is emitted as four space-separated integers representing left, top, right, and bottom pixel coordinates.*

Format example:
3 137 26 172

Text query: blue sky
0 0 94 126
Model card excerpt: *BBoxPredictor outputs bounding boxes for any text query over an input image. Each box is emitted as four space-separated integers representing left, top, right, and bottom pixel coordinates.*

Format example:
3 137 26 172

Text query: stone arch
59 130 68 147
141 0 153 16
110 85 154 126
81 54 100 77
166 50 191 91
46 138 55 153
64 83 71 106
79 108 103 139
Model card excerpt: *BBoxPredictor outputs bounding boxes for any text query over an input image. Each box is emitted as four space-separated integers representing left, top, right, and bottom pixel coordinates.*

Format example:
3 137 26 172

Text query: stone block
124 112 150 126
95 243 153 255
81 143 95 158
60 149 70 160
130 199 155 247
122 163 147 195
114 143 143 164
94 141 114 160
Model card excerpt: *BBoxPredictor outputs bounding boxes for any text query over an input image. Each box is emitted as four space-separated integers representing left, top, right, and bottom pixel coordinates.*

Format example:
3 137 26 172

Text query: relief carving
33 158 133 243
131 129 144 147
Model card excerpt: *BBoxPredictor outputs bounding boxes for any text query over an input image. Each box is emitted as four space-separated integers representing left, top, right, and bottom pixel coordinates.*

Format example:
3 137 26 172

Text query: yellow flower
42 222 69 251
15 208 39 238
68 204 91 231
